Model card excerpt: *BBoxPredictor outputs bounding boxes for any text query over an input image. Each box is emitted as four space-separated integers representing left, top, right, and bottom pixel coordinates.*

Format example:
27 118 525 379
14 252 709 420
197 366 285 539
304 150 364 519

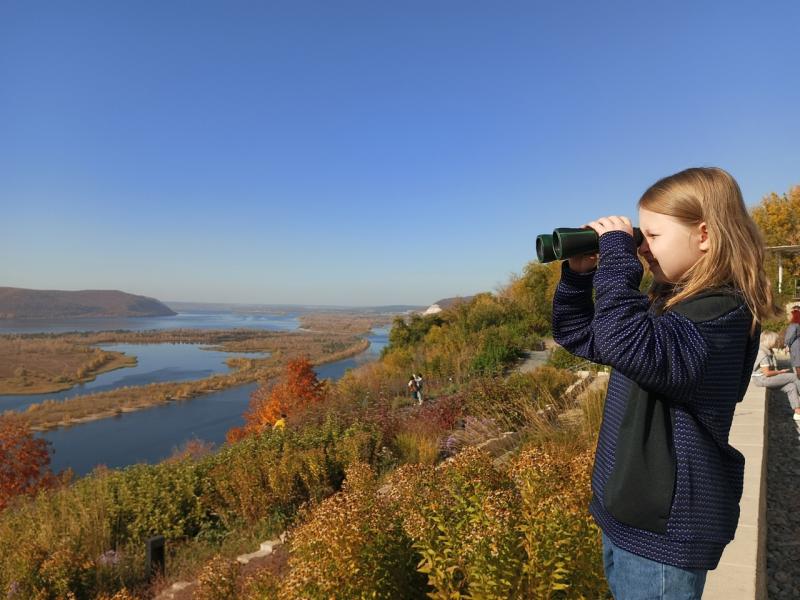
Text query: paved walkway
704 380 767 599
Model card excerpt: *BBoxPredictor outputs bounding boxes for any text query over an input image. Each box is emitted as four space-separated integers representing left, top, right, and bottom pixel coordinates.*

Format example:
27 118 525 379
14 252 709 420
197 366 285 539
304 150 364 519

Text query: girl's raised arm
589 231 713 400
551 261 599 363
554 230 731 401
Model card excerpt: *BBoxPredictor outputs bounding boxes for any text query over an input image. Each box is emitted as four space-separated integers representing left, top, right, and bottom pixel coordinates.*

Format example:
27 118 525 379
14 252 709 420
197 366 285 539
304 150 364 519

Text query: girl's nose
638 237 651 256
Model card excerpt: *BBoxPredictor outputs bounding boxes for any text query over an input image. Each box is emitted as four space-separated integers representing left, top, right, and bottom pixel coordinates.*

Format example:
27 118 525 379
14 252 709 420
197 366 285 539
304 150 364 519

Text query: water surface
1 343 267 413
42 327 389 476
0 311 300 334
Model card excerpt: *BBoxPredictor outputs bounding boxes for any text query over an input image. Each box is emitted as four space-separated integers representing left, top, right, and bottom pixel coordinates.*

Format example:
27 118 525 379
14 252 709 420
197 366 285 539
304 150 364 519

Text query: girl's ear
698 222 709 252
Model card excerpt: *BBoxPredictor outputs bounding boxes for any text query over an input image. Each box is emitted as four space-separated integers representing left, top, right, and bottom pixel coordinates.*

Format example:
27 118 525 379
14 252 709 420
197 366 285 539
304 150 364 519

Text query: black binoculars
536 227 644 263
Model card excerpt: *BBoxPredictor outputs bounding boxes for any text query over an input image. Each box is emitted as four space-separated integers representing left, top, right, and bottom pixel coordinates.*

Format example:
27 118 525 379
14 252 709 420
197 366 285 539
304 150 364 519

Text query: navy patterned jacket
552 230 759 570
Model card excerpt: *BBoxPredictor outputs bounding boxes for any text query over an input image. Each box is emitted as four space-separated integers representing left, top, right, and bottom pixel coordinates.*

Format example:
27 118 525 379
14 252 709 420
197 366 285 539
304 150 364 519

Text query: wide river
0 312 388 476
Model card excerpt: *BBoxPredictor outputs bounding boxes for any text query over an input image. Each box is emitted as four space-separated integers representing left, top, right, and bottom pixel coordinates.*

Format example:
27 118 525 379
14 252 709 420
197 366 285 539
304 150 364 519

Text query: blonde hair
638 167 779 336
759 330 780 351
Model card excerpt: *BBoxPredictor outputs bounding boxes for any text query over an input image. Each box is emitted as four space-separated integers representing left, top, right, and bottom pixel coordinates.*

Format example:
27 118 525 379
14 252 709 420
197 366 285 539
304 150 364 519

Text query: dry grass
0 338 137 394
298 313 393 334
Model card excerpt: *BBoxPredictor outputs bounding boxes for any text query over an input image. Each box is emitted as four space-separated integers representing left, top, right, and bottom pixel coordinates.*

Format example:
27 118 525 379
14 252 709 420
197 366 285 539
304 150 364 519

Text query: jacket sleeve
551 259 598 363
552 230 710 400
785 324 799 347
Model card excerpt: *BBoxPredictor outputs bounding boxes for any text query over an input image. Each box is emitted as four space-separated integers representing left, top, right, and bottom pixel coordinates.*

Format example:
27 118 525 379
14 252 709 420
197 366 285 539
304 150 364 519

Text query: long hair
638 167 780 335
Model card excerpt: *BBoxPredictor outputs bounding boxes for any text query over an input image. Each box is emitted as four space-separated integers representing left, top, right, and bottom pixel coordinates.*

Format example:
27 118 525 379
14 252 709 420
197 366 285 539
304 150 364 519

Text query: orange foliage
0 414 56 511
227 357 325 442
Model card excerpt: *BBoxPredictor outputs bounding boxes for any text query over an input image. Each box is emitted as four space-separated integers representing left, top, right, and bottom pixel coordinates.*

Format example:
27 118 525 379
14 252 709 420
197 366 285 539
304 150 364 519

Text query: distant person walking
752 331 800 421
785 305 800 377
408 374 421 405
273 413 287 431
414 373 424 404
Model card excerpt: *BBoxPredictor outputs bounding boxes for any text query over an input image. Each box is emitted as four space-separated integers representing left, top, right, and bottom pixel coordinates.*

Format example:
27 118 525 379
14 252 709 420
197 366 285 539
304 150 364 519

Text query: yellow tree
751 185 800 294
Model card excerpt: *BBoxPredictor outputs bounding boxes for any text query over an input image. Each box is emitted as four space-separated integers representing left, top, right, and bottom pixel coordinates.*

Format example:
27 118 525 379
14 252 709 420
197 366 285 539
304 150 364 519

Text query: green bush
470 326 523 375
200 416 383 529
106 461 207 542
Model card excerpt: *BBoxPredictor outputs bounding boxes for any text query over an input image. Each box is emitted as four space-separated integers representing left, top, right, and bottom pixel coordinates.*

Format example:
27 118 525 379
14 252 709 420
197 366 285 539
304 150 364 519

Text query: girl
752 330 800 420
785 306 800 377
551 167 778 599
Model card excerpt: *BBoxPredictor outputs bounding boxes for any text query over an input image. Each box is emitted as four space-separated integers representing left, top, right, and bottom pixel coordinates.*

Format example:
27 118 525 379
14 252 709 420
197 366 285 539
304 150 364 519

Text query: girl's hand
585 215 634 238
566 216 633 273
567 251 598 274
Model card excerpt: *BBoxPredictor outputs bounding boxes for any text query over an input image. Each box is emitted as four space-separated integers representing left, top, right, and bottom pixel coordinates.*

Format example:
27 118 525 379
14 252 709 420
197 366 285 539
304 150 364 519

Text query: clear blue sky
2 1 799 306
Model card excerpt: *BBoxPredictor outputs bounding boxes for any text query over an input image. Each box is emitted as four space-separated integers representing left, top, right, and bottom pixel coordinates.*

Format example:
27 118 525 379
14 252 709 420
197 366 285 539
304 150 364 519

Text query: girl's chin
652 273 678 285
649 268 670 284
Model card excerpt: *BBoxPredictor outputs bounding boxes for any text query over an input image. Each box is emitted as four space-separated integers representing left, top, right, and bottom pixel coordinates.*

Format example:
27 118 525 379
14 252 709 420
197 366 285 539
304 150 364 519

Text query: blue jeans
602 532 707 599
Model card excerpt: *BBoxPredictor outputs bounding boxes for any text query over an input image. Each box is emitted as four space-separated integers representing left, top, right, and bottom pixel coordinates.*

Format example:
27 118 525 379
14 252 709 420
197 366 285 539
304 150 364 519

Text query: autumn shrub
413 392 464 431
240 568 281 599
358 398 402 446
390 394 464 466
281 463 428 599
1 531 143 600
0 414 57 511
0 468 143 599
194 554 241 600
227 357 327 442
333 360 407 408
202 415 384 529
378 439 608 599
0 414 384 599
386 447 524 599
510 439 608 598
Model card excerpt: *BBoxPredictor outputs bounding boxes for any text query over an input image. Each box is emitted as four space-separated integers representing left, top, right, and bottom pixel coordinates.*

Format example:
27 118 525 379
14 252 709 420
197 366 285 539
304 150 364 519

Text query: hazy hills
0 287 177 320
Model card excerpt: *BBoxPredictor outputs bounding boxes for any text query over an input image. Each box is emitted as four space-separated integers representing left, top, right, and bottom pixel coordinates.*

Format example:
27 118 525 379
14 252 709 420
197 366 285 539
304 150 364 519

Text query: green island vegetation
3 329 371 431
0 189 796 599
0 338 138 395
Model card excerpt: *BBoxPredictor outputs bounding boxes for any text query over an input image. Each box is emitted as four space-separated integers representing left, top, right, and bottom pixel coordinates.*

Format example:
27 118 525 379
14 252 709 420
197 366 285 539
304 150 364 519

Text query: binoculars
536 227 644 263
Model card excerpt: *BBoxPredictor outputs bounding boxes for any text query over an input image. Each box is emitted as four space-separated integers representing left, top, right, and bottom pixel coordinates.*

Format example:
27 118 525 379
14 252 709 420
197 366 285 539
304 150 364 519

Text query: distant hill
0 287 177 320
422 295 476 315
